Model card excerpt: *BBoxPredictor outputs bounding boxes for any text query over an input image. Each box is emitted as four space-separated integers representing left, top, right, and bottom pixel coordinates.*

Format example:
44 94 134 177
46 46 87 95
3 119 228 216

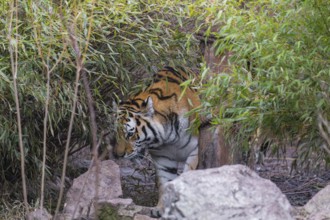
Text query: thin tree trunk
198 41 234 169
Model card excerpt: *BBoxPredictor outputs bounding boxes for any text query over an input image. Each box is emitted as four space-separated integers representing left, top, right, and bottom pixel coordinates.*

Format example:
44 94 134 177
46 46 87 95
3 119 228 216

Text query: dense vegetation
0 0 329 217
194 0 330 169
0 0 201 216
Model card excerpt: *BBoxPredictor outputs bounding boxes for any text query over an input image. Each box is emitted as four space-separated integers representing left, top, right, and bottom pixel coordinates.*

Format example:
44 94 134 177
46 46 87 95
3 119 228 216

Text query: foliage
194 0 330 168
0 0 201 207
0 199 26 220
1 0 329 216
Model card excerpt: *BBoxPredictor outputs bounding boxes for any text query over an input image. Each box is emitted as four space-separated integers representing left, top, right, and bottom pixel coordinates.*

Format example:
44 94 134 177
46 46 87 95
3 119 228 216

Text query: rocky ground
116 154 330 209
257 158 330 207
25 147 329 220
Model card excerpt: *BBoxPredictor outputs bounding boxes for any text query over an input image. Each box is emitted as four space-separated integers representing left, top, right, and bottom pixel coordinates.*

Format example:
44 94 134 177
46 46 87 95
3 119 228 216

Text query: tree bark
198 40 234 169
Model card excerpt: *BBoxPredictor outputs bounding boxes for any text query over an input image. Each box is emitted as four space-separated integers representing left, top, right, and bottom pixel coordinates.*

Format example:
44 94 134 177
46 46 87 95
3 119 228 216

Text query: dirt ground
256 157 330 206
117 155 330 208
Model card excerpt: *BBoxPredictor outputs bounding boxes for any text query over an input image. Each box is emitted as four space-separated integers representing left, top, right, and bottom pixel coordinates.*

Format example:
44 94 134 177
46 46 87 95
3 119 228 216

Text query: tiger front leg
151 159 179 217
183 146 199 172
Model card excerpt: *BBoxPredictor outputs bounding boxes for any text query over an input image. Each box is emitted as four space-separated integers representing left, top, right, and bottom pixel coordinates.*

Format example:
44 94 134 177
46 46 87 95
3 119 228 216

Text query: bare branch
40 67 50 210
54 59 81 217
54 0 98 216
29 2 69 209
7 0 28 208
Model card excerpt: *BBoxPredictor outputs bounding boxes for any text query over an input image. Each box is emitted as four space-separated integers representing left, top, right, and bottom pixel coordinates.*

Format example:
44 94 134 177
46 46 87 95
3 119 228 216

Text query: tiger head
112 96 155 159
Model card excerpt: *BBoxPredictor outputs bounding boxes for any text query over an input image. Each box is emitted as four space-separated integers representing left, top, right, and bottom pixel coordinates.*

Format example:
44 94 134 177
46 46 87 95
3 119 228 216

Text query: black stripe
159 167 178 175
169 112 180 136
154 74 181 85
165 76 181 85
163 66 188 81
149 88 178 101
120 100 140 109
120 106 139 113
145 121 158 141
164 113 180 144
130 99 141 108
153 154 177 162
141 126 148 139
179 135 193 149
154 110 167 120
157 174 176 181
153 137 159 144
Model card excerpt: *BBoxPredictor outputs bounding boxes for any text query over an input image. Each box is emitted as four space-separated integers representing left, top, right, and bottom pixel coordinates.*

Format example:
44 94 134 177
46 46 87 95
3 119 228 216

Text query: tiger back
113 66 200 212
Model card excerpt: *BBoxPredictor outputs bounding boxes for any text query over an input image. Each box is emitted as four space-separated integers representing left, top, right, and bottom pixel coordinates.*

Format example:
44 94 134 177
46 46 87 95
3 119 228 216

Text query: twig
54 19 82 215
30 3 68 209
81 69 98 162
81 68 101 218
40 67 50 210
71 136 104 219
68 143 90 157
54 59 81 217
7 0 28 208
55 0 98 217
71 1 100 216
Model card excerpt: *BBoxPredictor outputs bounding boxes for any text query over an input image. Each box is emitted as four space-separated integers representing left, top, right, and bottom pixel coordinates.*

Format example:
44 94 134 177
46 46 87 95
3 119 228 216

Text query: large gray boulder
304 184 330 220
62 160 122 219
26 208 52 220
60 159 158 220
161 164 293 220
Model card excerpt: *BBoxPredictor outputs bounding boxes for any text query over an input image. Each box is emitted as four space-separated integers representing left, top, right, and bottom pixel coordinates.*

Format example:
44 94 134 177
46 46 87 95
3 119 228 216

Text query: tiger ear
142 96 154 117
112 101 117 111
112 100 119 113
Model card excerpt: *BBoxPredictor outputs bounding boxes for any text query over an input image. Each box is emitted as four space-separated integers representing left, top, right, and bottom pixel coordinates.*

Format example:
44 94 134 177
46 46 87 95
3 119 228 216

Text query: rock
96 199 161 220
98 198 134 207
63 160 122 219
116 157 158 207
304 184 330 219
161 164 293 220
291 207 309 220
25 208 52 220
53 213 72 220
307 212 330 220
134 214 159 220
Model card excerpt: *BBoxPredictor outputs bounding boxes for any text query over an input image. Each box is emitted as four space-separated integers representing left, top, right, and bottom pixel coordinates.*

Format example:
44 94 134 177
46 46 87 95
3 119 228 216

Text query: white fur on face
124 117 136 139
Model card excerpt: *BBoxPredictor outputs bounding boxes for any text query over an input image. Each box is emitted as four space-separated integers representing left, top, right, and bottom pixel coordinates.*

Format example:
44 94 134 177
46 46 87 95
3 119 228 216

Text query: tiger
113 66 200 215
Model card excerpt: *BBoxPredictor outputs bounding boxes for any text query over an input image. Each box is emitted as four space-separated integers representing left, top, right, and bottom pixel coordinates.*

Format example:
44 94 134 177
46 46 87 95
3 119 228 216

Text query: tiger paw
150 207 162 218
